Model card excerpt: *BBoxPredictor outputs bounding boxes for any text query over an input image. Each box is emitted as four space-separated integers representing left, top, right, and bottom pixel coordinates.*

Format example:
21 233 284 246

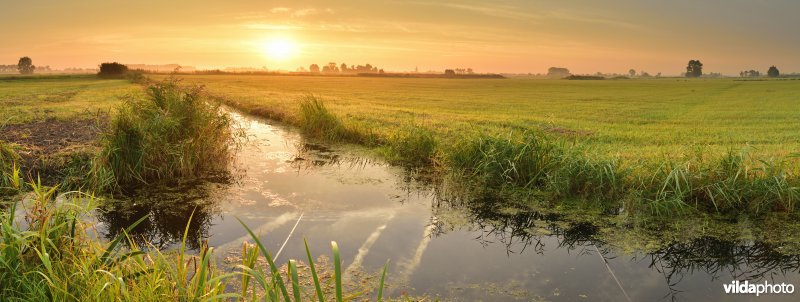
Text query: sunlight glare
262 38 296 61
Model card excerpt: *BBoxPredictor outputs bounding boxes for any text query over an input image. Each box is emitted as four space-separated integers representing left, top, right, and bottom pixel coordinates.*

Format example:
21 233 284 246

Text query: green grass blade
236 217 291 302
289 259 301 302
305 239 325 302
177 208 197 298
332 241 342 302
98 214 149 266
377 260 389 302
194 246 214 299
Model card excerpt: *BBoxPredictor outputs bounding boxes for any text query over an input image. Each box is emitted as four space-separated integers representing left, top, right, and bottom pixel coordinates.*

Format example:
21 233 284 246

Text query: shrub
97 62 129 78
125 69 147 83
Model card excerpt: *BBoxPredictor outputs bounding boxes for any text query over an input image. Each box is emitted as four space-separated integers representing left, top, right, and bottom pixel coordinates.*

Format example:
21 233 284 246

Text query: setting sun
262 38 296 61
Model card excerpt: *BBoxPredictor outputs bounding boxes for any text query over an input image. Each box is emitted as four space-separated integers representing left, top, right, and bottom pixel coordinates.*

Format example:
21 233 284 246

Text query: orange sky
1 0 798 75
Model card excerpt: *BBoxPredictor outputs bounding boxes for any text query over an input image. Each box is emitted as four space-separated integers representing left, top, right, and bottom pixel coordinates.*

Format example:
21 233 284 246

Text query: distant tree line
684 59 782 78
308 62 384 74
0 57 48 74
739 66 779 78
740 69 760 77
0 65 19 72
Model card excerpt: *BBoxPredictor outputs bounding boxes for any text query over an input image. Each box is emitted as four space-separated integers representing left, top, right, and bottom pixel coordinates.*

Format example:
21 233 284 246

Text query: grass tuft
94 76 239 190
446 131 625 201
381 124 438 166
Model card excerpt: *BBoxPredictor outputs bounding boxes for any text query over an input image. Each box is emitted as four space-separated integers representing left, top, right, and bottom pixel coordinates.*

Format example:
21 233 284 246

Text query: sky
1 0 798 75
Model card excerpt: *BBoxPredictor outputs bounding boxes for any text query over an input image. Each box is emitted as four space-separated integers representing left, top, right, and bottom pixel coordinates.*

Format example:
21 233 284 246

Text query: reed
94 77 239 190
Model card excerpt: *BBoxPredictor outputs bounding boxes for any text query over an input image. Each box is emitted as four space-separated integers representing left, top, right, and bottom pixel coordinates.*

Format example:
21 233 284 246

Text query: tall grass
296 96 379 146
381 124 438 166
95 77 239 189
446 132 625 201
0 182 390 301
298 96 348 141
635 149 800 215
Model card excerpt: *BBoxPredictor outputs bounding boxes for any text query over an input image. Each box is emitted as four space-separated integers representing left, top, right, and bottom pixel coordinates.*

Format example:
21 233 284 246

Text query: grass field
4 74 800 213
170 75 800 161
164 74 800 214
2 74 799 300
0 75 140 124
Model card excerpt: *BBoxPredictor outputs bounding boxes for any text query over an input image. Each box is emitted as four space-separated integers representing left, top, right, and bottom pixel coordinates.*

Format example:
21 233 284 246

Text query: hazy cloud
269 7 290 13
268 7 334 18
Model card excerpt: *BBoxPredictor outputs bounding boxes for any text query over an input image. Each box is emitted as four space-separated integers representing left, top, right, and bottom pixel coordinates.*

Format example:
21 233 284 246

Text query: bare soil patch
1 117 106 181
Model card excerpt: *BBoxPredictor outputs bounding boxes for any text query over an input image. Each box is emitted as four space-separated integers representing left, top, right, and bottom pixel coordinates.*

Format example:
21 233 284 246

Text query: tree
322 62 339 73
444 69 456 76
546 67 571 78
768 66 780 78
309 64 320 73
685 60 703 78
741 70 760 77
17 57 35 74
628 69 636 77
98 62 129 78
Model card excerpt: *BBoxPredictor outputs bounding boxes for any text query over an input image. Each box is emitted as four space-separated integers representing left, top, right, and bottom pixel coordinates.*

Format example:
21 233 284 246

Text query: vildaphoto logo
724 280 795 296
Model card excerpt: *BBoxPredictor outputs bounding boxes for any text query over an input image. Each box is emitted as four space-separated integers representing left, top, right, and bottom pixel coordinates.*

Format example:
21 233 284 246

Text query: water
97 111 800 301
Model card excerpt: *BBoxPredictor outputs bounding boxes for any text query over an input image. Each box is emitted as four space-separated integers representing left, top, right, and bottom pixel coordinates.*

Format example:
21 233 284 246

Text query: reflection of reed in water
644 237 800 301
97 181 222 250
289 141 386 171
424 176 800 301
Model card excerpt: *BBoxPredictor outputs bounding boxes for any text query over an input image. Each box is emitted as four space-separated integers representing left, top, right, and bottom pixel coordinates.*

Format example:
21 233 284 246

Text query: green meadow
0 75 139 124
6 74 800 214
3 74 800 301
173 75 800 161
144 74 800 215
